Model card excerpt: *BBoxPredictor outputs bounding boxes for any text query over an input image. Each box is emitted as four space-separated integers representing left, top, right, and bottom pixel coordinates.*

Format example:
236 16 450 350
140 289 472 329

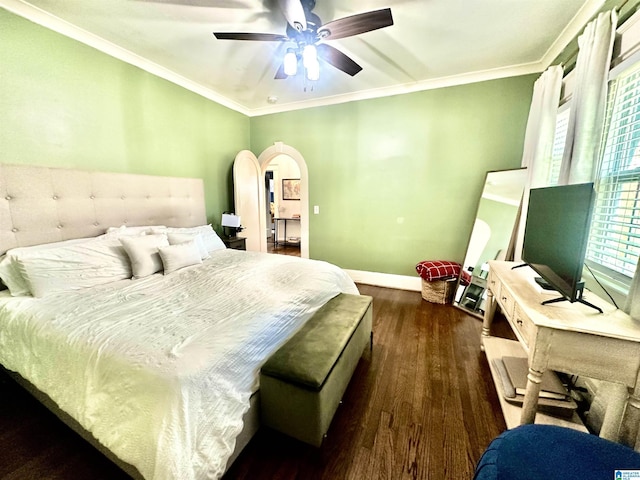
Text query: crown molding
248 62 546 116
538 0 606 69
1 0 251 116
3 0 601 117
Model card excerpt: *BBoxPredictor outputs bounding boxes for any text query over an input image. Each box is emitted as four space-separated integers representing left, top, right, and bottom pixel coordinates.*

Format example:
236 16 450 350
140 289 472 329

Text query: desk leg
274 219 279 247
481 288 496 351
619 387 640 448
520 367 543 425
599 383 627 443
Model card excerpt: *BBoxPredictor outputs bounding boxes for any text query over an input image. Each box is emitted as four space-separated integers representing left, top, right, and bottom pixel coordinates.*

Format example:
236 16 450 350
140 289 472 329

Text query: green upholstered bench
260 293 373 447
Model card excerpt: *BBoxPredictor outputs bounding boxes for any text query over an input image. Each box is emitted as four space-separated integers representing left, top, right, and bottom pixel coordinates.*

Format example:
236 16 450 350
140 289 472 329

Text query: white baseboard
345 269 422 292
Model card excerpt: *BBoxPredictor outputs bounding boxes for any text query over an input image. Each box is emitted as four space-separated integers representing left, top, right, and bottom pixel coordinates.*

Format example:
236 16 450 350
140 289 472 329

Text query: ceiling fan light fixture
302 44 317 69
306 59 320 81
215 1 394 85
284 49 298 76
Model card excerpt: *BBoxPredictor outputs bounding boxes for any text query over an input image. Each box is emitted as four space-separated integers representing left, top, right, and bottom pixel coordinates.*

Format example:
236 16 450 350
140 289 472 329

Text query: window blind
586 67 640 281
549 107 570 186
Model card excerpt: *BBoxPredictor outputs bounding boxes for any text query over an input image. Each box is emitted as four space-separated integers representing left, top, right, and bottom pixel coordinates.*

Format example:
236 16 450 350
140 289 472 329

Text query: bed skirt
4 367 259 479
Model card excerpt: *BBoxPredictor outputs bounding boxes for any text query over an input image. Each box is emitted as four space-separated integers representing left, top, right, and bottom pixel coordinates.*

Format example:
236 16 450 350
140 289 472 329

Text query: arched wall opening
257 142 309 258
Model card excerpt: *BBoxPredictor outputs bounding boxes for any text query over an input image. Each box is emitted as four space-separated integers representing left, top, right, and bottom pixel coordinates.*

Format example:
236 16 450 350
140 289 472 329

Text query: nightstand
222 236 246 251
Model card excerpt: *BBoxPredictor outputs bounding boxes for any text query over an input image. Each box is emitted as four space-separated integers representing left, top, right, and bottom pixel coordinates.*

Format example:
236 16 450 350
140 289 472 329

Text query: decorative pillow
158 241 203 274
163 225 226 253
415 260 462 281
167 233 210 260
14 237 132 298
120 234 169 278
0 236 110 296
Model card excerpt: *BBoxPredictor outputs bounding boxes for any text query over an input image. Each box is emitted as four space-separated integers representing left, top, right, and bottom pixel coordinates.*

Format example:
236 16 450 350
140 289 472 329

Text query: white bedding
0 249 358 479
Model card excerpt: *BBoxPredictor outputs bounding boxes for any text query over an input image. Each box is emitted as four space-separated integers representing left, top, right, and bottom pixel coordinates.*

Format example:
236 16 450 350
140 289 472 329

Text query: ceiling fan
213 0 393 81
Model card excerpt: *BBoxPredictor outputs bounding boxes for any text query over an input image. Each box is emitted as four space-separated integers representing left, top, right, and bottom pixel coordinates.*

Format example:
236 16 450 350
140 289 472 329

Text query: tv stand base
541 295 604 314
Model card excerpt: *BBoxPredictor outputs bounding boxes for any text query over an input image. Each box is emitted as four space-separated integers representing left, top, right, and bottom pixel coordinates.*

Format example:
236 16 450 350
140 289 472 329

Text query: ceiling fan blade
213 32 288 41
317 8 393 41
278 0 306 32
274 63 288 79
317 44 362 76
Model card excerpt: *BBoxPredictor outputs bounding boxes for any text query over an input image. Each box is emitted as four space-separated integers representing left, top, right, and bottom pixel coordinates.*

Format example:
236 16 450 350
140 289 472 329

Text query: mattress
0 249 358 479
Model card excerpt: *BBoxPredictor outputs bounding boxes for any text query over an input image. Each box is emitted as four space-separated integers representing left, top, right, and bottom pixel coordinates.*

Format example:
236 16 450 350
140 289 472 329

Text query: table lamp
221 213 243 237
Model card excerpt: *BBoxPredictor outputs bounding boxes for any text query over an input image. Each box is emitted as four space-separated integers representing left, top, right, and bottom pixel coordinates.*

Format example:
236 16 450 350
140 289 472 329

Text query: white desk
482 261 640 446
273 217 300 248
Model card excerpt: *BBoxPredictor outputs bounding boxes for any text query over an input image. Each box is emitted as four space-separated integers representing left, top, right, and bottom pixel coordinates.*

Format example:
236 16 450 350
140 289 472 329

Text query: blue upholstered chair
474 424 640 480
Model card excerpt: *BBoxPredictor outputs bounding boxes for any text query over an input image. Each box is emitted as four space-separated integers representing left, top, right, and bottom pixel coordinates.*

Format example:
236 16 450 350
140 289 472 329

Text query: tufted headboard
0 164 207 256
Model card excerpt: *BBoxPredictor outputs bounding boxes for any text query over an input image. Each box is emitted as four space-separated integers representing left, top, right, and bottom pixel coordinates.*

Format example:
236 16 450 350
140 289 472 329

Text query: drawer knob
502 296 507 301
517 320 523 326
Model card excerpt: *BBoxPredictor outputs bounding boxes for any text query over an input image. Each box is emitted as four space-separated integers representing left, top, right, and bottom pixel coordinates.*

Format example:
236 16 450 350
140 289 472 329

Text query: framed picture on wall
282 178 301 200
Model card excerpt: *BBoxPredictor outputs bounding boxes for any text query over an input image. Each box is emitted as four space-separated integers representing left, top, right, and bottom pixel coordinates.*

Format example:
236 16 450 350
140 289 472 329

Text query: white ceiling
4 0 604 116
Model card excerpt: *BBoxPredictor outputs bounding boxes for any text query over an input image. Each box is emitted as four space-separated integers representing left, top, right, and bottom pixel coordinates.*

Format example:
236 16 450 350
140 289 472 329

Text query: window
585 65 640 286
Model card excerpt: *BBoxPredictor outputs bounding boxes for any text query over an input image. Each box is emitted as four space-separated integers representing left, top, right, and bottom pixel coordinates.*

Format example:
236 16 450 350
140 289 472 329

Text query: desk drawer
513 304 534 348
496 284 516 319
487 271 500 301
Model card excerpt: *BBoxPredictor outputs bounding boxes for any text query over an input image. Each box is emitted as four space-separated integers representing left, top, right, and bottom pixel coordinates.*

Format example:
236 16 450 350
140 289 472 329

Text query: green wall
1 7 536 277
0 9 249 227
250 76 535 276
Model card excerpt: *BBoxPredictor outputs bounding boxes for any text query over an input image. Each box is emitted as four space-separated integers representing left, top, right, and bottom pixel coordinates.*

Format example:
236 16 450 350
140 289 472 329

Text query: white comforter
0 249 358 479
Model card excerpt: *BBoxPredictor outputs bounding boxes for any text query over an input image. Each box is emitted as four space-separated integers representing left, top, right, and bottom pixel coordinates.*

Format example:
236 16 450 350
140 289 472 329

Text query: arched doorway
233 142 309 258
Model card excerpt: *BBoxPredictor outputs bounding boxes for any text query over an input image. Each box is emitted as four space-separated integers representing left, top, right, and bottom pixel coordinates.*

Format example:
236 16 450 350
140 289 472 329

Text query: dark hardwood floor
0 285 512 480
267 240 301 257
0 373 131 479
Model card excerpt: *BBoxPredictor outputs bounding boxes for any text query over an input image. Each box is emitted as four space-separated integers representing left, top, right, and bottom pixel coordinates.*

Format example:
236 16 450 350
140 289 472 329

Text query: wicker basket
421 278 456 304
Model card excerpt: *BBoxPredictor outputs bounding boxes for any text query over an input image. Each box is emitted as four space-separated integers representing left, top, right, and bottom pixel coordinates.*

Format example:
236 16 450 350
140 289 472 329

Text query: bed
0 164 359 479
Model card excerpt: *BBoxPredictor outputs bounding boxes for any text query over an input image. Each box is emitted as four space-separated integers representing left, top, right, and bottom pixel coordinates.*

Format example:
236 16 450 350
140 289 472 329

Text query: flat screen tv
521 182 601 312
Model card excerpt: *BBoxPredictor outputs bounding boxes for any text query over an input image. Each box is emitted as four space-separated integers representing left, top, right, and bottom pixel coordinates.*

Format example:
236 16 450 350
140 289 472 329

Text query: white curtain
625 264 640 319
558 9 618 185
521 65 565 187
513 65 564 260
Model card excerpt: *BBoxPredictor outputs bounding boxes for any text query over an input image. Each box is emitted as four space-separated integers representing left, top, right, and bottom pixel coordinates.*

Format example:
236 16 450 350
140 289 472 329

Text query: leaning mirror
453 168 528 318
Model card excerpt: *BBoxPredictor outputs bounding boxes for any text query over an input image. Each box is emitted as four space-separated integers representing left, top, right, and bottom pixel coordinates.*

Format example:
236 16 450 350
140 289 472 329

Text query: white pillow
14 237 132 298
158 241 203 274
164 225 226 253
167 233 210 260
120 234 169 278
106 225 167 236
0 236 109 296
0 254 29 296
